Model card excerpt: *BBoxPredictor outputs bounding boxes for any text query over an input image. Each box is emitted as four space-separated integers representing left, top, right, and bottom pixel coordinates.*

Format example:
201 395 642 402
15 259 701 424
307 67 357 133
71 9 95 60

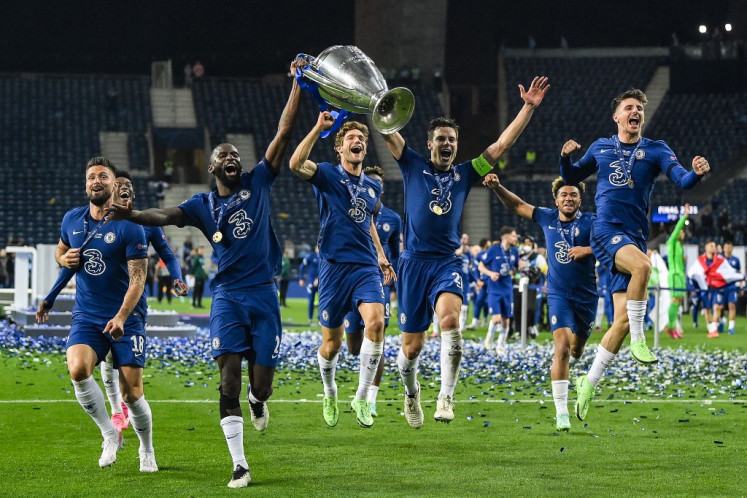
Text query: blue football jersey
397 145 481 257
299 251 321 282
307 162 382 265
533 207 596 300
481 244 519 295
560 136 702 239
60 206 148 320
144 226 183 281
178 159 281 292
374 204 402 266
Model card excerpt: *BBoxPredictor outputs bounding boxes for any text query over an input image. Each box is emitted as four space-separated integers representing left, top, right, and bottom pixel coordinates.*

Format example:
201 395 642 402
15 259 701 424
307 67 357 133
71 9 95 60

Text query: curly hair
334 121 369 161
551 176 585 198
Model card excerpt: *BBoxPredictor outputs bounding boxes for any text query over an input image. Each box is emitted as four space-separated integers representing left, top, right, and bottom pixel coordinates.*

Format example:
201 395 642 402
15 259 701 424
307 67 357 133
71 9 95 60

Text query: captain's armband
472 154 493 176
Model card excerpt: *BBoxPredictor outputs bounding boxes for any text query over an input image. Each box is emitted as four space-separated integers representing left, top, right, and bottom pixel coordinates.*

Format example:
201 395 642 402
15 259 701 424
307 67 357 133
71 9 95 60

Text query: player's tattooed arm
104 257 147 340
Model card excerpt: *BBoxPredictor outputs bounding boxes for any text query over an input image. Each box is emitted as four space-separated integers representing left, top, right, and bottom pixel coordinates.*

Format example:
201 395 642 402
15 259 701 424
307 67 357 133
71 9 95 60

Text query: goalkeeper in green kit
665 203 689 339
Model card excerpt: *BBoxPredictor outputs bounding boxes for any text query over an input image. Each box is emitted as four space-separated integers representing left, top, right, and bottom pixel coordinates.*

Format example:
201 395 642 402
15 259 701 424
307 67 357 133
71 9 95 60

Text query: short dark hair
86 156 116 175
427 117 459 142
500 226 516 237
611 88 648 112
479 238 490 248
363 165 384 178
115 169 132 181
724 240 734 246
551 176 585 198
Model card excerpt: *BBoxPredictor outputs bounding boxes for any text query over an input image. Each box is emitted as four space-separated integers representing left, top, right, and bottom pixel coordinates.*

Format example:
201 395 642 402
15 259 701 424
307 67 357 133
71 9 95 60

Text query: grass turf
1 297 745 496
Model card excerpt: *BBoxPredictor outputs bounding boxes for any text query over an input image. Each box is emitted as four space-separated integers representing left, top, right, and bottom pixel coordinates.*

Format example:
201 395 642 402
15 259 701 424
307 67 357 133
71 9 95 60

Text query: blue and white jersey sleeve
146 226 183 281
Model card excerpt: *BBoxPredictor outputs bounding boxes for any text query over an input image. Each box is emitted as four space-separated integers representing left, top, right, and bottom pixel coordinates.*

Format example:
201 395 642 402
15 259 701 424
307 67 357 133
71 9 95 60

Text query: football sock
439 329 463 398
100 360 123 415
587 345 616 387
317 350 339 397
551 380 570 416
355 338 382 400
485 321 496 344
627 300 647 342
366 385 380 404
397 348 419 397
125 395 154 454
220 416 248 470
459 304 468 331
496 325 507 347
72 376 118 439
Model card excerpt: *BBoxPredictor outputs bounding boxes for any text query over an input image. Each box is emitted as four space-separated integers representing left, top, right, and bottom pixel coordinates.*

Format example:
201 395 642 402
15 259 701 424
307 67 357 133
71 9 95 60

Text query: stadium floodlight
698 25 707 34
724 23 732 32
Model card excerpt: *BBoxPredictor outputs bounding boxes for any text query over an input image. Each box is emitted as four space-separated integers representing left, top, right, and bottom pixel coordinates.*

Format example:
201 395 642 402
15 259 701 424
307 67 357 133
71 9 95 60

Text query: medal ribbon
555 213 579 249
79 213 109 250
208 190 245 235
429 166 455 209
612 135 641 187
337 165 367 211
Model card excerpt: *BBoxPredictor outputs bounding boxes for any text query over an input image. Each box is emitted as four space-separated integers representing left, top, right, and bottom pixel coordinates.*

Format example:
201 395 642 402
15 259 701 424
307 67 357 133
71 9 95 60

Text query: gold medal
432 205 443 215
628 179 635 189
212 231 223 243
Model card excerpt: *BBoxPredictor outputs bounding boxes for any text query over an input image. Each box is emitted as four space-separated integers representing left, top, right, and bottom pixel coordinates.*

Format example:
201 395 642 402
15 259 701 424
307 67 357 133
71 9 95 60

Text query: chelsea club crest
239 189 251 200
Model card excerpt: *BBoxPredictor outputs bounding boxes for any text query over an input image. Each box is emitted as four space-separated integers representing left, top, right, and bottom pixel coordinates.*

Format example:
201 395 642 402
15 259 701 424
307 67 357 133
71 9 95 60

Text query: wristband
472 154 493 176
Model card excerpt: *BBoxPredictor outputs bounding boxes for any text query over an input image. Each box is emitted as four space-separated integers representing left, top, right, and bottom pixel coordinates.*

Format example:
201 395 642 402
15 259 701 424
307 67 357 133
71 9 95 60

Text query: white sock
586 345 616 387
317 350 339 397
627 300 647 342
729 319 735 330
366 385 380 404
551 380 570 416
439 329 463 398
397 348 419 396
72 376 117 440
432 313 440 334
355 338 383 400
485 321 496 344
220 416 248 470
459 305 468 331
708 321 718 333
125 395 154 454
496 325 507 347
248 390 265 405
100 361 123 414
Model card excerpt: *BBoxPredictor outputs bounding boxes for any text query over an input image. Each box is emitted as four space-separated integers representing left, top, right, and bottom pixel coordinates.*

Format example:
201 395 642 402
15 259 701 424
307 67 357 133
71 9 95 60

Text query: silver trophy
296 45 415 134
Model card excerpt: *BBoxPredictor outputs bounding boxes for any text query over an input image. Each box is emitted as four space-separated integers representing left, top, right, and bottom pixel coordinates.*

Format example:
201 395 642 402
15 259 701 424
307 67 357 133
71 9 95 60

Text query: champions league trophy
295 45 415 136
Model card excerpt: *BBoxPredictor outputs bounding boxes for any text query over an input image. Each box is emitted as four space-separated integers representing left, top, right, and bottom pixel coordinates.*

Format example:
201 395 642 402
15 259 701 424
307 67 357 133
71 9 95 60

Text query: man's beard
89 192 111 206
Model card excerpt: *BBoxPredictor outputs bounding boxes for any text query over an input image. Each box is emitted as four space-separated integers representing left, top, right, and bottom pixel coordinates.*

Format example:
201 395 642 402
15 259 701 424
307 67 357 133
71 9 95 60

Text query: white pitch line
0 398 744 404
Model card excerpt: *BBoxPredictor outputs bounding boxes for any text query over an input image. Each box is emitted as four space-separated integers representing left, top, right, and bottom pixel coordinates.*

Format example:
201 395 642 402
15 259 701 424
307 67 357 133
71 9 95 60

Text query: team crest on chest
382 223 390 232
454 172 461 182
575 227 580 237
635 149 645 159
239 189 251 200
104 232 116 244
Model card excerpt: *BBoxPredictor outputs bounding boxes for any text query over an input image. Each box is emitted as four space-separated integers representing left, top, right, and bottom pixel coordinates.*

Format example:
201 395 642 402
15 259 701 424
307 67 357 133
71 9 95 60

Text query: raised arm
264 63 302 174
669 156 710 189
559 139 595 184
482 173 534 220
106 197 185 227
103 257 147 340
381 131 405 161
289 111 334 180
479 76 550 167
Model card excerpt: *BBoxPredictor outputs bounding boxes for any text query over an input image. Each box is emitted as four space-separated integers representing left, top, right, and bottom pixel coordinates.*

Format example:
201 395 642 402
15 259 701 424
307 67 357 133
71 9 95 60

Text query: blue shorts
397 255 464 333
67 312 147 368
726 284 739 304
547 294 597 338
699 289 712 309
209 284 282 367
591 220 646 295
709 287 727 307
318 261 385 329
487 291 514 318
344 285 391 333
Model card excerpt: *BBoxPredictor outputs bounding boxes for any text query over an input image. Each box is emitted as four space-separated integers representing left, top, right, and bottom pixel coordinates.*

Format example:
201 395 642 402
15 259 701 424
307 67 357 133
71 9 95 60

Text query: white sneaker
139 451 158 472
466 322 477 330
495 343 506 355
249 400 269 432
434 395 455 423
98 433 124 468
227 465 252 488
404 382 424 429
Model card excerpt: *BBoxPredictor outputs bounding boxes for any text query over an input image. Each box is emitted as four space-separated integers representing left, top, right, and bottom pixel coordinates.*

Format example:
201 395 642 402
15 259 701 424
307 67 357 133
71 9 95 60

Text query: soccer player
560 88 710 421
290 113 395 429
699 240 729 338
665 203 689 339
466 238 491 330
343 165 401 417
106 72 301 488
380 76 550 427
36 157 154 471
456 233 474 332
483 173 596 431
37 170 187 436
722 241 741 335
478 227 519 355
298 246 320 325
